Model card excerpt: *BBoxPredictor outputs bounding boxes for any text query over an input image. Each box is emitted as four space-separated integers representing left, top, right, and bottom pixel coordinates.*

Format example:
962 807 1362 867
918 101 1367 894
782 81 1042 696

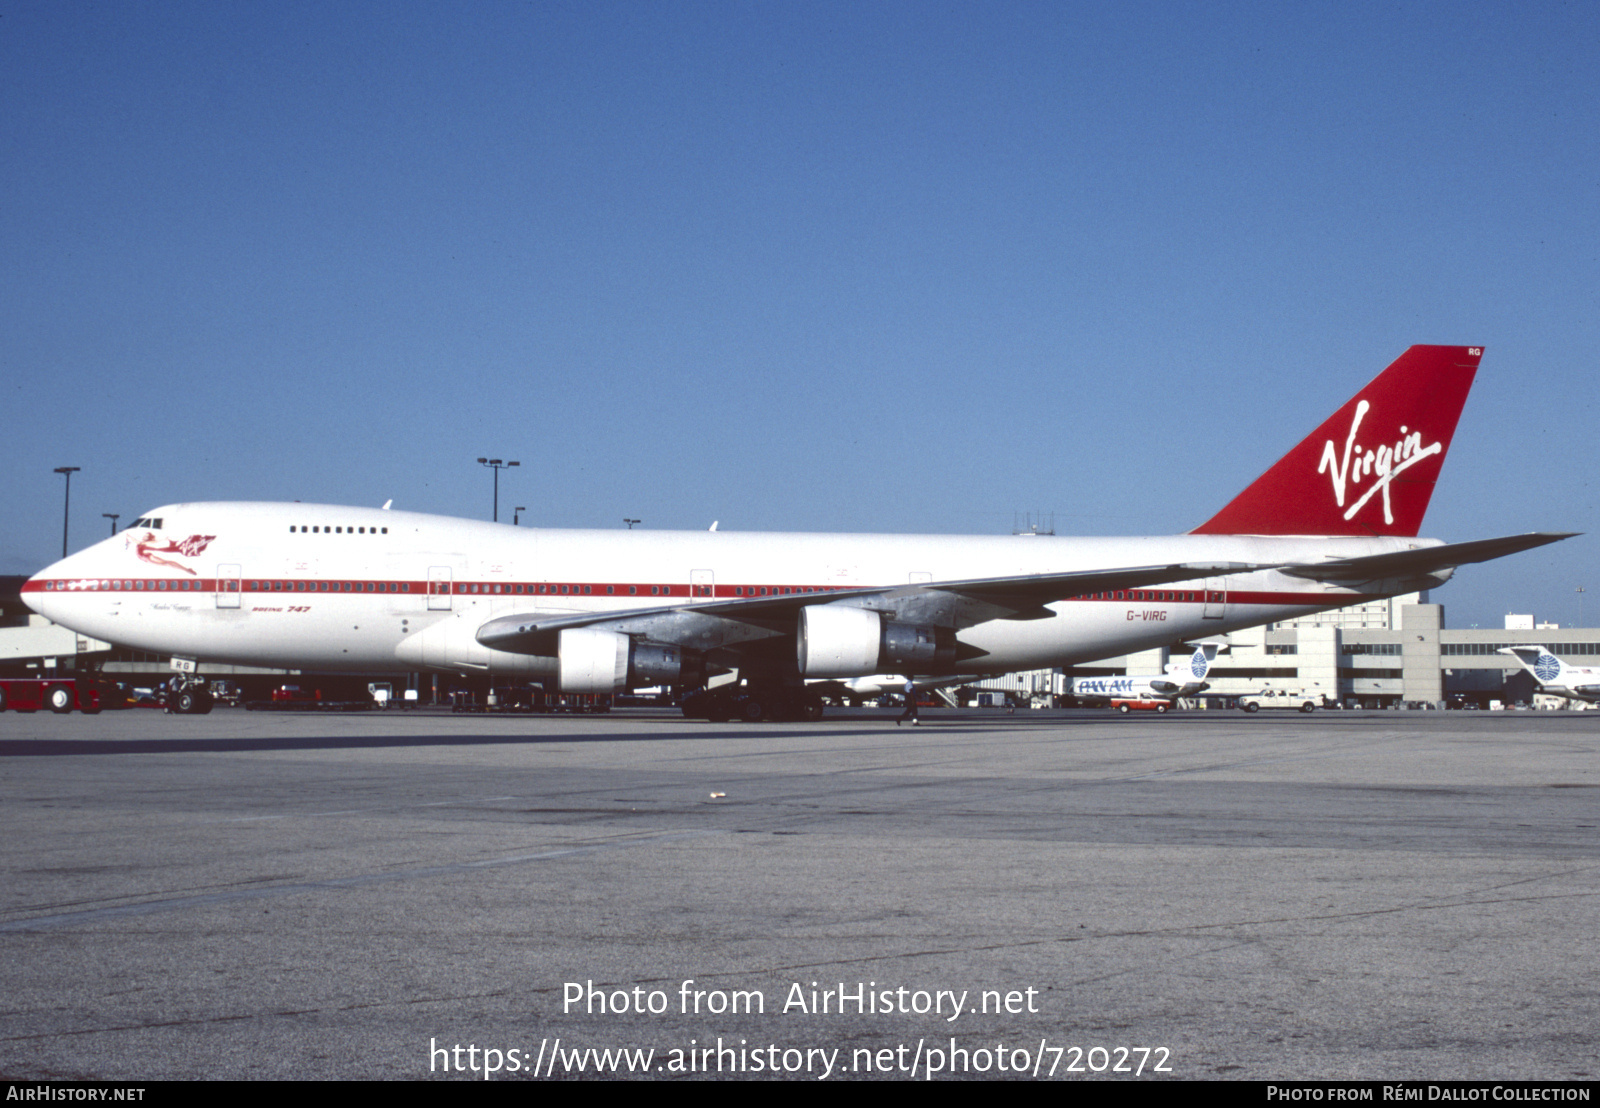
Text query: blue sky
3 1 1595 630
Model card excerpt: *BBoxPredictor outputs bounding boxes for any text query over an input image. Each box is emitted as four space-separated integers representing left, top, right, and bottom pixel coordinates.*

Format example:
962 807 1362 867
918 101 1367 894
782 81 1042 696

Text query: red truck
0 676 105 714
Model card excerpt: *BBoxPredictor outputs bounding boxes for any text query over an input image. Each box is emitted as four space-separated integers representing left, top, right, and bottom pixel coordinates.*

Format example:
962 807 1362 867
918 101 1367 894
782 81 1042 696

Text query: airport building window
1441 642 1600 656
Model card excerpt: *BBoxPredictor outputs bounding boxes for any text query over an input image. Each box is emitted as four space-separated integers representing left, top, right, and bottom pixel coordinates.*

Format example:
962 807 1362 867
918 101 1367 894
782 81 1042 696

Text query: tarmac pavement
1 706 1595 1081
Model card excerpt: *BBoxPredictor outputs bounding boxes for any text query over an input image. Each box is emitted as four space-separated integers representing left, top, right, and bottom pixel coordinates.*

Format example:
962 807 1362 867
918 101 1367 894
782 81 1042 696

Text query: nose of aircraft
21 541 113 621
23 559 69 620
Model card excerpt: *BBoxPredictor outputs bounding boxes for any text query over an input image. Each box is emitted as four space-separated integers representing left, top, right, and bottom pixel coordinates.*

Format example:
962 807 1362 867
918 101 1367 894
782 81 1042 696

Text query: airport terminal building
941 599 1587 709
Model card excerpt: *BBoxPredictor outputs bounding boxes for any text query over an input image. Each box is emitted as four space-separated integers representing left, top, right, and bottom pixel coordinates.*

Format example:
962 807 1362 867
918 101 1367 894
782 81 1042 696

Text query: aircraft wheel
46 685 75 714
1242 702 1259 713
799 695 824 723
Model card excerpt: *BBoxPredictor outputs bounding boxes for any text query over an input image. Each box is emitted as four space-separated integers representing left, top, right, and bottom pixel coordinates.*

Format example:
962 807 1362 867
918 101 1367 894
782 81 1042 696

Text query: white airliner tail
1499 646 1600 702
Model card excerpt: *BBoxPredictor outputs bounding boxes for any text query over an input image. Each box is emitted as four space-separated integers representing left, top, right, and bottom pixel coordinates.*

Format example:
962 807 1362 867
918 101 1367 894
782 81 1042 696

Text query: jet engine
558 628 704 693
796 605 955 678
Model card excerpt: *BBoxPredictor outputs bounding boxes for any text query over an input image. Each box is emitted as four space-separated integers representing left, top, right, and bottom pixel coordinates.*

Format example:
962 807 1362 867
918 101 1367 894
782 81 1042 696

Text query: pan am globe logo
1190 650 1207 679
1317 399 1443 526
1535 652 1562 682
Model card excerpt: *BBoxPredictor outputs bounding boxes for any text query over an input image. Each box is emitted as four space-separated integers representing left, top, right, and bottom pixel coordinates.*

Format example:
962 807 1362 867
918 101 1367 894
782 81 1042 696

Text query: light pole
103 513 120 535
513 506 526 526
624 519 640 530
476 458 520 522
54 466 80 557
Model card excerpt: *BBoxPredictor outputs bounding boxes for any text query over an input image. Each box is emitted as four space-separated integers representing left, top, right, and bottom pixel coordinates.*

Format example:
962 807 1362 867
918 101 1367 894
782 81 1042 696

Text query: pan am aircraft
24 346 1572 719
1499 646 1600 704
1071 644 1220 709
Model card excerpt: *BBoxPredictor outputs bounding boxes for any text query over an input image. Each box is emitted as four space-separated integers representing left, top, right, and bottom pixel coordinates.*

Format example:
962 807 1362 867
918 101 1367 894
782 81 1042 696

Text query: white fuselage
25 501 1432 681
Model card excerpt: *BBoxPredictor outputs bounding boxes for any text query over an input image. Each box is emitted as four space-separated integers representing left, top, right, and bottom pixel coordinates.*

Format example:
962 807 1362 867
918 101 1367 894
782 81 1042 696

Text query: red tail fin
1191 345 1482 536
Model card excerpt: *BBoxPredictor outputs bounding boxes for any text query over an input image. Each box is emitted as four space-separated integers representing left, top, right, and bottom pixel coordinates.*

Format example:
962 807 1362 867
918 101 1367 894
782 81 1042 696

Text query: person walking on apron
897 677 920 726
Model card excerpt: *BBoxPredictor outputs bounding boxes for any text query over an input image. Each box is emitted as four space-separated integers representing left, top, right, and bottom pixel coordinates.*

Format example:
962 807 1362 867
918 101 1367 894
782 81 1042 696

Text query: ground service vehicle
1238 689 1321 713
1112 696 1171 713
0 677 104 714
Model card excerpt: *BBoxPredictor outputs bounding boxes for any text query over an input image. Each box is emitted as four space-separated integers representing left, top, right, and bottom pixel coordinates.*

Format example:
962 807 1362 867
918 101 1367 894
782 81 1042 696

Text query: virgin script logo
1317 400 1442 526
128 532 218 576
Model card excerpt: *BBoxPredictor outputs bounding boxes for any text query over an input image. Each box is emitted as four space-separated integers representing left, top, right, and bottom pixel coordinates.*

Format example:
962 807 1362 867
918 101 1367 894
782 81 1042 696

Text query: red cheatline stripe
25 577 1374 607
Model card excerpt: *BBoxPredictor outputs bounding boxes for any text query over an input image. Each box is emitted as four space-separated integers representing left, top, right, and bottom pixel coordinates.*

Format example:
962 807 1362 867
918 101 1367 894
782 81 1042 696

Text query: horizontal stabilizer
1281 533 1576 585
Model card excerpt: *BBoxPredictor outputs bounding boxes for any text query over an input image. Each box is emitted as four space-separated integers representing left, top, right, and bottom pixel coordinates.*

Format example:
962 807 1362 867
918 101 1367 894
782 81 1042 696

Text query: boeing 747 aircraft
23 346 1571 719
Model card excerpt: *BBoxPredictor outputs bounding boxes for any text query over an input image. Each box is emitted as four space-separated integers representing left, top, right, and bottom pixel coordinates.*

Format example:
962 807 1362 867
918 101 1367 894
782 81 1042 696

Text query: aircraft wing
474 559 1270 656
1280 533 1576 586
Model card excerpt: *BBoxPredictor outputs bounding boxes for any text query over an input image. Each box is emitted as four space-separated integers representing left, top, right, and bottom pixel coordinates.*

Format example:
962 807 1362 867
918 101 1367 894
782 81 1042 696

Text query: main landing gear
681 684 825 723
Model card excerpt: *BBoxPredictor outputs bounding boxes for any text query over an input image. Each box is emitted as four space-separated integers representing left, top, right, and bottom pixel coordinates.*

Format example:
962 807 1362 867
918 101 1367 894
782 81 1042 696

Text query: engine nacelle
797 605 956 678
558 628 703 693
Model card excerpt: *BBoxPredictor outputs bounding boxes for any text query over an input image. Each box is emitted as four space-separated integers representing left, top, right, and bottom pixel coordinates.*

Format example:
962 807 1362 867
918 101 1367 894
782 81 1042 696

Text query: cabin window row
450 583 672 596
730 586 834 596
1077 591 1201 602
288 525 389 534
439 583 843 597
45 578 205 592
250 581 410 593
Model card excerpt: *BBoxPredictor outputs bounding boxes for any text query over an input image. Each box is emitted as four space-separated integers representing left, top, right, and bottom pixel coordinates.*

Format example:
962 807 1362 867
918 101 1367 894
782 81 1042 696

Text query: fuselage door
216 564 241 609
1203 577 1227 620
428 566 453 610
691 568 714 598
